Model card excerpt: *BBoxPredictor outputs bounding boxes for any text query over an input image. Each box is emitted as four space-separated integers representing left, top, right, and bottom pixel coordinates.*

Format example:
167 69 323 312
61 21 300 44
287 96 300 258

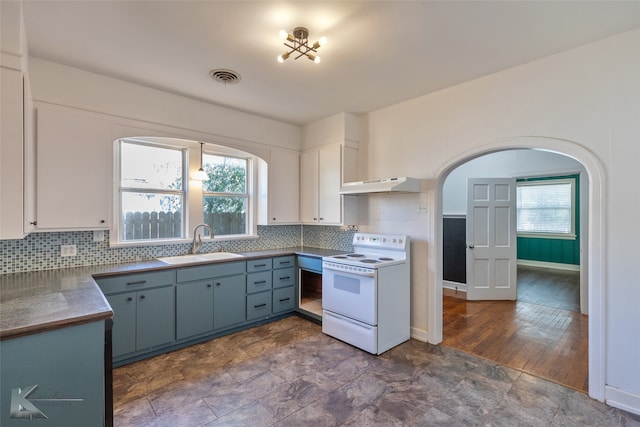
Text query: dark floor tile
551 388 624 426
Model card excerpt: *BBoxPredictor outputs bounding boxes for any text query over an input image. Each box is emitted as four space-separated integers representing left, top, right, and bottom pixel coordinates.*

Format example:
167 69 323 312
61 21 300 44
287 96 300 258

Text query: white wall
360 29 640 411
443 149 585 215
28 58 301 151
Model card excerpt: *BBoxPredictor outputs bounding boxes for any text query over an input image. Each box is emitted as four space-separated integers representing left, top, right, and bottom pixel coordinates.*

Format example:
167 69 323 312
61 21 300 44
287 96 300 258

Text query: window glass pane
202 154 246 193
203 196 247 235
121 192 183 240
517 182 572 234
121 142 183 190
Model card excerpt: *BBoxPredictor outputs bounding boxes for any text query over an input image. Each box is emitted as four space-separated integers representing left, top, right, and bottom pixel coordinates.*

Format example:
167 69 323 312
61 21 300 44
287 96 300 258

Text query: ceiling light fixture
277 27 326 64
192 142 208 181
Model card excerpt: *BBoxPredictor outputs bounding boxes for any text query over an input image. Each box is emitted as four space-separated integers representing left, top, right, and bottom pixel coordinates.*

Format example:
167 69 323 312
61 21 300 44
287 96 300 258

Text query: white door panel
467 178 517 300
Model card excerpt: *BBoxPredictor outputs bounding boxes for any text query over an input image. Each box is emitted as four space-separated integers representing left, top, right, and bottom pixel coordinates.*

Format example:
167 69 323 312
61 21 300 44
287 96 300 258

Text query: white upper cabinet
0 66 25 239
300 143 358 225
0 1 32 239
258 148 299 224
35 105 112 230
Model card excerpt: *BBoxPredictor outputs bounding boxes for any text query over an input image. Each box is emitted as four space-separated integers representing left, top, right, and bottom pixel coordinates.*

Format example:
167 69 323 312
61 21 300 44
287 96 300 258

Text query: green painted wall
516 174 580 265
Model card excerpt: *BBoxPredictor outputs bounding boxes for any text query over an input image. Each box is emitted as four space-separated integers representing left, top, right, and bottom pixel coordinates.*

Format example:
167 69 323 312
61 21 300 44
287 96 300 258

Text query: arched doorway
429 137 606 401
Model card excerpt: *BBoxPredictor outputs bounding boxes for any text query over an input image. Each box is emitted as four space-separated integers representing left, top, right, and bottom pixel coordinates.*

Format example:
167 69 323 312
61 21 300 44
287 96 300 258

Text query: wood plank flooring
443 266 588 393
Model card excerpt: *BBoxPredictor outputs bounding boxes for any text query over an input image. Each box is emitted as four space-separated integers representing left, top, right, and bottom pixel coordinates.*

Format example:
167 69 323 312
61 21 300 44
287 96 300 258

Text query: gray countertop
0 246 345 340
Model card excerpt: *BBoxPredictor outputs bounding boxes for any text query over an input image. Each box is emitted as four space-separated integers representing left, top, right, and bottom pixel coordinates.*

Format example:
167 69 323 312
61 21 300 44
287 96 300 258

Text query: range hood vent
340 177 420 195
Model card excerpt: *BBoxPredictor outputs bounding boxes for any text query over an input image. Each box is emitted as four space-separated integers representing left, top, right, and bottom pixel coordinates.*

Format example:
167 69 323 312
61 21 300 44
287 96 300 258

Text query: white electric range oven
322 233 411 355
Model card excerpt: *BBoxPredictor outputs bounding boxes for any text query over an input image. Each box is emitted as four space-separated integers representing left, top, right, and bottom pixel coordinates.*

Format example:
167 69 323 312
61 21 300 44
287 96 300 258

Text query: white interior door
466 178 517 300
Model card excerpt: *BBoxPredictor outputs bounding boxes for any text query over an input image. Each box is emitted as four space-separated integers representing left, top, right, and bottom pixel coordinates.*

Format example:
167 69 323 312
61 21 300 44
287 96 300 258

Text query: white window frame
112 138 258 247
516 177 576 240
200 148 253 239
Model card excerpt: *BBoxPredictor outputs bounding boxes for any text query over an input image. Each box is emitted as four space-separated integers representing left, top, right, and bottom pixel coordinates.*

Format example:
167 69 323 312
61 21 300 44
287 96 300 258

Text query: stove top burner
333 256 348 259
361 259 380 264
347 253 365 258
379 257 393 261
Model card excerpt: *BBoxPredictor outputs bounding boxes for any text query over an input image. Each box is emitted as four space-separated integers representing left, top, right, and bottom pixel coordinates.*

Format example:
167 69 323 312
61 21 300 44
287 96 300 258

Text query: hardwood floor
443 265 588 393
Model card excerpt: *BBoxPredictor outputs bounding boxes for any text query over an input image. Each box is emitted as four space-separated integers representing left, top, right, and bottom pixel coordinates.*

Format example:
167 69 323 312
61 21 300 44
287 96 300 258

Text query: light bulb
277 52 290 63
319 36 327 46
279 29 288 40
192 168 208 181
314 55 321 64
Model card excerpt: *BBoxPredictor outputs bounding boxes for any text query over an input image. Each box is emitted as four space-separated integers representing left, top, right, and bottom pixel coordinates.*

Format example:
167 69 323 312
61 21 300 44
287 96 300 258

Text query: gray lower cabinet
246 256 296 321
213 274 246 329
98 271 176 358
105 286 175 357
175 261 246 341
176 280 214 340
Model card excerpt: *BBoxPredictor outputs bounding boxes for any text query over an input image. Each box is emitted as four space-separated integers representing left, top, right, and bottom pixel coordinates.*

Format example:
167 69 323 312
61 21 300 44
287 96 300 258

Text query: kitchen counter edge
0 246 346 340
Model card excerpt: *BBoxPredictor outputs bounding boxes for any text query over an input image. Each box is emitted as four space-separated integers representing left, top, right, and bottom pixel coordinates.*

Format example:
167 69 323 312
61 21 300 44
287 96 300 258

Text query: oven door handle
322 264 376 278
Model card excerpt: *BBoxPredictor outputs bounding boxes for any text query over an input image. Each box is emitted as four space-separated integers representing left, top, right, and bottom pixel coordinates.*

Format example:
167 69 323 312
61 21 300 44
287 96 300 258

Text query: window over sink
115 137 256 245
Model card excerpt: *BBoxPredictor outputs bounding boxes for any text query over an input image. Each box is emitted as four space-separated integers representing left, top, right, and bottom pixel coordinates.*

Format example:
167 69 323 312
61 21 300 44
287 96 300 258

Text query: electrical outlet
61 244 77 257
93 230 105 242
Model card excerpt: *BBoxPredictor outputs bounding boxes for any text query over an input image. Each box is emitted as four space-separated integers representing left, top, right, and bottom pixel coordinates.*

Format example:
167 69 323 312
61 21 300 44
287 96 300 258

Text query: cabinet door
106 293 136 357
269 149 299 223
213 275 246 330
176 280 214 340
136 286 175 350
318 144 342 224
300 150 319 223
273 286 295 314
36 105 111 229
0 66 25 239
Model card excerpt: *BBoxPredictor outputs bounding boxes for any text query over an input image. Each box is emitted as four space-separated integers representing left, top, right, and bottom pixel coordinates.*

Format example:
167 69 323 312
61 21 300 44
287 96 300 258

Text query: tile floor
113 316 640 426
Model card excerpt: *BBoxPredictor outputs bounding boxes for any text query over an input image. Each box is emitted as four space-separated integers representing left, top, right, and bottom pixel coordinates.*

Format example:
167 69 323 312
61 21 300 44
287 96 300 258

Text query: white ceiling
21 1 640 126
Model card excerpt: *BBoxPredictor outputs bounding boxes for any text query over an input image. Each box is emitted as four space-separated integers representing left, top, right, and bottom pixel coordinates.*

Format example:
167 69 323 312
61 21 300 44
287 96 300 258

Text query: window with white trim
116 138 255 244
119 140 185 241
201 153 250 236
516 178 576 239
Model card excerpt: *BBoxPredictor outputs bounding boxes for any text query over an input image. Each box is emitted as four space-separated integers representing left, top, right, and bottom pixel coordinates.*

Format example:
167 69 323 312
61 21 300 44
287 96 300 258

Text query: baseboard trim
517 259 580 271
605 385 640 416
443 280 467 291
410 327 429 343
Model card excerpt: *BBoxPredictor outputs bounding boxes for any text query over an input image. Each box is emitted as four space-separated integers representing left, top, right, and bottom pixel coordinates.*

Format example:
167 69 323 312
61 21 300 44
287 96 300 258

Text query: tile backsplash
0 225 355 274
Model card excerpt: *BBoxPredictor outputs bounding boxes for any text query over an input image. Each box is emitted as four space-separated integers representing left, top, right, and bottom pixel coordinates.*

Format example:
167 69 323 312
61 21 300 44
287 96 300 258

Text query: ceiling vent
209 69 241 85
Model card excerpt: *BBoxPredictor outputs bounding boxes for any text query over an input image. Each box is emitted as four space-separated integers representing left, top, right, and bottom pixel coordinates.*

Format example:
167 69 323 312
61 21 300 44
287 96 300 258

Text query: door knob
467 244 475 249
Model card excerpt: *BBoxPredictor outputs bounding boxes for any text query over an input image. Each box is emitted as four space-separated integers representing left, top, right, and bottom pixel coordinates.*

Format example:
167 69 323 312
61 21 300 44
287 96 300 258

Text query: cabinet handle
127 297 133 302
254 280 267 285
279 297 290 302
254 303 267 308
319 217 324 221
216 282 221 287
279 276 290 280
140 295 146 300
254 264 266 268
207 284 212 288
279 261 291 265
127 280 146 286
272 217 276 221
29 221 37 226
100 219 106 224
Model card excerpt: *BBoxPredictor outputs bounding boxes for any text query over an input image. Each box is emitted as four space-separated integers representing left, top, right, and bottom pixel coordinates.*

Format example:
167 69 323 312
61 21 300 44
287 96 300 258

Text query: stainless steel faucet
191 223 214 254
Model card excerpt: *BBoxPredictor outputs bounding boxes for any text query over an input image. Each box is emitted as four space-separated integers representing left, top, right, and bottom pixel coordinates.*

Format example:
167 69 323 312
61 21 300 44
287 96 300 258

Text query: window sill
109 233 259 248
517 233 576 241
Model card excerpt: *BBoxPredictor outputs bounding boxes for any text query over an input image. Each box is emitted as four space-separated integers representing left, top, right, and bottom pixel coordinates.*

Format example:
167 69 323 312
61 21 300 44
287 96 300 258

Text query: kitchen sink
157 252 244 265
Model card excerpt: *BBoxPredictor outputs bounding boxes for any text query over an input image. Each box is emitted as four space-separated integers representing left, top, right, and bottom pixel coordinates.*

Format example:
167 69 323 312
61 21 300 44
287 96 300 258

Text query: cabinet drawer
96 270 175 295
246 258 272 273
273 267 295 289
246 292 272 321
247 270 272 294
297 255 322 273
273 255 295 269
176 261 245 283
273 286 295 314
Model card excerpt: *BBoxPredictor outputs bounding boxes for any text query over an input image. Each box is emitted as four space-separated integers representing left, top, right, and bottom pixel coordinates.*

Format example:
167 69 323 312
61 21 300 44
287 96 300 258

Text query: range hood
340 177 420 195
